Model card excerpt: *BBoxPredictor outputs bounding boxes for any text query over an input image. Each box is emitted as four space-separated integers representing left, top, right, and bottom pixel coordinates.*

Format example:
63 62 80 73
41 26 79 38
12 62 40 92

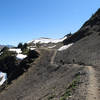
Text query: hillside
56 8 100 67
0 49 85 100
54 8 100 99
0 9 100 100
63 8 100 45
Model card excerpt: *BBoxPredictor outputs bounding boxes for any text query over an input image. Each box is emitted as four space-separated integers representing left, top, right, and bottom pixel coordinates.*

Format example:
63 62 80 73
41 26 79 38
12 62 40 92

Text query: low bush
0 47 39 84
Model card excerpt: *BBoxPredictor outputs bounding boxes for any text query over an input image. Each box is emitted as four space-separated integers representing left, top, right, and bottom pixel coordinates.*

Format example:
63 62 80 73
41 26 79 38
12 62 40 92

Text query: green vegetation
0 47 17 78
21 43 28 52
22 48 29 55
36 43 41 48
18 43 23 48
28 50 39 59
17 43 29 54
60 76 80 100
0 46 39 84
48 95 55 100
46 74 80 100
0 47 16 60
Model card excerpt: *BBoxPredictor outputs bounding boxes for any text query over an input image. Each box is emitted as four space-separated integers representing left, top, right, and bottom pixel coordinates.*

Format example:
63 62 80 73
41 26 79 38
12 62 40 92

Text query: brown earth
0 49 85 100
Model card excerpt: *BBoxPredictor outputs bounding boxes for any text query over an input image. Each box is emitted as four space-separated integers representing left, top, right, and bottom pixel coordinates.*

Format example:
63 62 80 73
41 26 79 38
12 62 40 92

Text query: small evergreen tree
1 47 9 52
28 50 39 59
36 43 40 48
18 43 23 48
23 43 28 49
21 43 27 51
67 32 72 37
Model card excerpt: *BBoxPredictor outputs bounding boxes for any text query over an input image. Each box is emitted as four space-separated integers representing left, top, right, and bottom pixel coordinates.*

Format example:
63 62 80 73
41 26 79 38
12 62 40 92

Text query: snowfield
9 48 22 54
16 54 27 60
58 43 73 51
48 45 56 49
9 48 27 60
29 48 36 50
27 47 36 50
0 72 7 86
27 36 67 44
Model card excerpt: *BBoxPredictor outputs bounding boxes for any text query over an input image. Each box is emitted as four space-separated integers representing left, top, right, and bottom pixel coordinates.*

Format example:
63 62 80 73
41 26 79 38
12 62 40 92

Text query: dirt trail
86 66 99 100
50 50 57 64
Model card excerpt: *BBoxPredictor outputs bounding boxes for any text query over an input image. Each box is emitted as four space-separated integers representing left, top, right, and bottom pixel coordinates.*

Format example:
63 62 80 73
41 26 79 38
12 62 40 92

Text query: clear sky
0 0 100 46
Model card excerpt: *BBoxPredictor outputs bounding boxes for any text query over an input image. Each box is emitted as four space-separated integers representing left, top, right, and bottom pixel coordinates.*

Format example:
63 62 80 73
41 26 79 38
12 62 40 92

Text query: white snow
27 36 67 44
29 48 36 50
48 45 56 49
9 48 22 54
29 46 36 48
27 47 36 50
9 48 27 60
0 52 3 56
58 43 73 51
0 72 7 86
16 54 27 60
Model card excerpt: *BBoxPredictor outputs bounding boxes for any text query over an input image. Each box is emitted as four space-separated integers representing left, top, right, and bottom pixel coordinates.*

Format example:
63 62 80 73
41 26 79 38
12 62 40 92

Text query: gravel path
50 50 57 64
86 66 99 100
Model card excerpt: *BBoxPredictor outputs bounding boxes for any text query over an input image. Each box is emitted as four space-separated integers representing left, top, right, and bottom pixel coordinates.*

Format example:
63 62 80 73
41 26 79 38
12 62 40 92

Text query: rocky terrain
55 8 100 99
0 8 100 100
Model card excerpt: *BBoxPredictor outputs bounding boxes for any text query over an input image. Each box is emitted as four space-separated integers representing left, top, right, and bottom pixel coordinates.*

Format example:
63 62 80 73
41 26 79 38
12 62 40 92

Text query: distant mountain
27 36 67 49
0 45 4 49
28 36 67 44
6 45 14 48
0 45 14 50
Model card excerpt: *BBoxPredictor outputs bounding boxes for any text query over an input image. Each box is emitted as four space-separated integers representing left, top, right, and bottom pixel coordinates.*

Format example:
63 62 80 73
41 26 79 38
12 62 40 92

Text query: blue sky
0 0 100 45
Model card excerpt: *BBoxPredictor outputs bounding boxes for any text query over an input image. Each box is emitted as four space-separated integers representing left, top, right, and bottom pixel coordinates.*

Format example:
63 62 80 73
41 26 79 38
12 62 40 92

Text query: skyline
0 0 100 46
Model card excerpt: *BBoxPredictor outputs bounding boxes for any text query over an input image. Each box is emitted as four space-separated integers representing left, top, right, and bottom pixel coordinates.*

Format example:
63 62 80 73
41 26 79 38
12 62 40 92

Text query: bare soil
0 48 99 100
0 49 83 100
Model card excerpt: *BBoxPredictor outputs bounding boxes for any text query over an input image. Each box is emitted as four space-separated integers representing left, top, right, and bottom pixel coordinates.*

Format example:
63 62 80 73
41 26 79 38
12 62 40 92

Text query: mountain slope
0 8 100 100
0 49 83 100
56 8 100 67
53 9 100 99
63 8 100 45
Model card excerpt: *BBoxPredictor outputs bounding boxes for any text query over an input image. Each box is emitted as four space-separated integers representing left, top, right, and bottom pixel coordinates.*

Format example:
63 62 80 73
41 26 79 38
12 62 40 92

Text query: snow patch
58 43 73 51
48 45 56 49
0 72 7 86
29 48 36 50
9 48 27 60
27 47 36 50
0 52 3 56
27 36 67 44
16 54 27 60
9 48 22 54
